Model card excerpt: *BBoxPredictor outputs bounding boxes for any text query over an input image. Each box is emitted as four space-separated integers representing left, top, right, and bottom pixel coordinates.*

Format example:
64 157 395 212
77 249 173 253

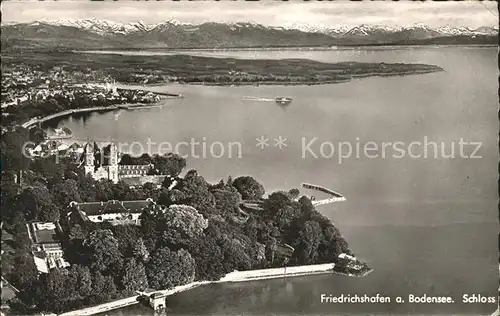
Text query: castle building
82 142 152 184
66 198 163 226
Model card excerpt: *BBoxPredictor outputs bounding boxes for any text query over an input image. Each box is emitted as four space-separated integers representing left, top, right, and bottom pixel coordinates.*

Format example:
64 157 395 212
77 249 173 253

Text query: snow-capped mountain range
4 18 498 37
1 19 497 50
285 22 498 37
34 18 193 35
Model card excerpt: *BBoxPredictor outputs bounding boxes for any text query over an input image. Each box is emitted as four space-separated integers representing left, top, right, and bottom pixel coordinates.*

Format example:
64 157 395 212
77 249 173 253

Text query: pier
302 183 346 206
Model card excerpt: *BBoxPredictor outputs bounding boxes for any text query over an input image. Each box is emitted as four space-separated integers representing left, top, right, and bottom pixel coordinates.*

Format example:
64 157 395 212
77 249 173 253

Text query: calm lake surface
61 47 497 315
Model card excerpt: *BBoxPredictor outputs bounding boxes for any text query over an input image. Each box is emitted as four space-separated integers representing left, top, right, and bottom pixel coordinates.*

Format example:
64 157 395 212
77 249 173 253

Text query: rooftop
30 222 59 244
69 199 155 216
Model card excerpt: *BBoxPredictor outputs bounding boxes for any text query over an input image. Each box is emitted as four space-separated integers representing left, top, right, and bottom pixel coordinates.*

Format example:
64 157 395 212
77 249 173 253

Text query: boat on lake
275 97 293 105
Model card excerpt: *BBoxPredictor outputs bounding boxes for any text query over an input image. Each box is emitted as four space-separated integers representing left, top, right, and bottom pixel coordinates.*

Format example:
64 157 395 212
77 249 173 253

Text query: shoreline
19 67 442 129
112 68 442 88
20 67 439 129
58 263 372 316
121 69 443 87
20 101 173 129
76 44 498 53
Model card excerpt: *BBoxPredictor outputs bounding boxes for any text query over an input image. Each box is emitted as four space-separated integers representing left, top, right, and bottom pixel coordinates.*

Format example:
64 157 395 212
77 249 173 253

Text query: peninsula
2 51 444 86
1 142 371 315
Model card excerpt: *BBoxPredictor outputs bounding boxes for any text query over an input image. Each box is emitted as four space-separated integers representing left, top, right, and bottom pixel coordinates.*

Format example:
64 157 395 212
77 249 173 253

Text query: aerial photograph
0 1 498 315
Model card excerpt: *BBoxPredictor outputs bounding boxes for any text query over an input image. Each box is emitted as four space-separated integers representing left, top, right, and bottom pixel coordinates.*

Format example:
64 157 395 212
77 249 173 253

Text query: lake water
60 47 498 315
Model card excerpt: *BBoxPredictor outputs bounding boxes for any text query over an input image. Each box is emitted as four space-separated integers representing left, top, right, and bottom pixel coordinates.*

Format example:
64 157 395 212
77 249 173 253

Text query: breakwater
302 183 346 205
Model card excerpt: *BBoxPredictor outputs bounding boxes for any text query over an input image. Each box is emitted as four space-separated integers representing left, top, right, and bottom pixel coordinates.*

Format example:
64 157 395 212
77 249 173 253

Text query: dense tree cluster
1 136 351 314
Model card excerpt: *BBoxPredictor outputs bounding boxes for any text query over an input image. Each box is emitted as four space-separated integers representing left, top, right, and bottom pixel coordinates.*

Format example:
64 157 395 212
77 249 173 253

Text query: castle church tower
108 143 119 183
84 142 95 177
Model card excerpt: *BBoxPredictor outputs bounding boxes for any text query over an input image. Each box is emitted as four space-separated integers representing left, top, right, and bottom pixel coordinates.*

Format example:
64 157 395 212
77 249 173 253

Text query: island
2 51 444 87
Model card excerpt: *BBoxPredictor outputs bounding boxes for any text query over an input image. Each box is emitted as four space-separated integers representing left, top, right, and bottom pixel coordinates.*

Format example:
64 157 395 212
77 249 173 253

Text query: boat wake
241 96 275 102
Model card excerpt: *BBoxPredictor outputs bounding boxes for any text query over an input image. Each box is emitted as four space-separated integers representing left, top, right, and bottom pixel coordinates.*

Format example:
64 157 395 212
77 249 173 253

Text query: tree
265 238 278 264
132 238 150 263
288 188 300 200
219 237 253 273
111 225 140 257
82 229 123 273
212 189 242 216
1 175 21 225
68 224 86 241
188 235 225 281
111 181 137 201
166 172 216 215
77 174 97 202
9 253 38 288
95 179 114 201
51 179 81 208
118 153 134 165
89 270 117 304
30 156 65 185
274 204 302 233
68 264 92 298
160 205 208 239
292 220 323 265
264 191 292 217
120 258 149 294
232 176 265 200
142 182 160 201
153 153 186 176
15 186 60 222
37 268 79 313
146 247 196 290
318 225 349 262
0 128 31 171
298 195 314 214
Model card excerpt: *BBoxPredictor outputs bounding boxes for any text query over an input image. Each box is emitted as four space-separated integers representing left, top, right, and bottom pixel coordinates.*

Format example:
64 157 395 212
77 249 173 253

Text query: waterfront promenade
21 106 120 129
20 101 177 129
58 263 337 316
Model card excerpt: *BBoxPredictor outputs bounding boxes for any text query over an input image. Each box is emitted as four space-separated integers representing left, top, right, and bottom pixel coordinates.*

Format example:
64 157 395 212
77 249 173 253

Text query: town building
26 222 70 273
66 198 164 226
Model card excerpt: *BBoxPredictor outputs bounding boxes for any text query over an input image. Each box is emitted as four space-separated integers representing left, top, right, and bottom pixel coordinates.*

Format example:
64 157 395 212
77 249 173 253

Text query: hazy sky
1 0 498 28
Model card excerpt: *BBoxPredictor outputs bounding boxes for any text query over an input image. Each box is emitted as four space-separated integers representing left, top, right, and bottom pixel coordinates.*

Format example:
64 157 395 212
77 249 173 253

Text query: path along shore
58 263 360 316
20 101 177 129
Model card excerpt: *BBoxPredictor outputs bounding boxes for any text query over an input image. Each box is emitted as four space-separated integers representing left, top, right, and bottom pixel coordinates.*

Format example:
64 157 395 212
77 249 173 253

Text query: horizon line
2 19 499 30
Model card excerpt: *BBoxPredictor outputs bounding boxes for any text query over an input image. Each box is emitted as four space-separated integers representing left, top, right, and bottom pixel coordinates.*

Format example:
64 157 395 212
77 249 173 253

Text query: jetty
302 183 346 206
